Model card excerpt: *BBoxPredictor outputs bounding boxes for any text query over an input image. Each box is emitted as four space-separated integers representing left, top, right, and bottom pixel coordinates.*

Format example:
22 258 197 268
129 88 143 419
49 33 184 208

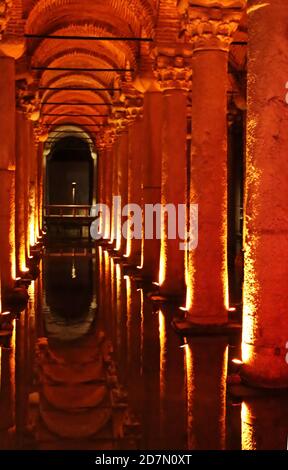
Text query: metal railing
44 205 93 218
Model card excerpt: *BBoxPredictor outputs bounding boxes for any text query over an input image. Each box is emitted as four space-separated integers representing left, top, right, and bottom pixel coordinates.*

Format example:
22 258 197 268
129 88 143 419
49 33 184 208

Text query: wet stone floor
0 243 288 450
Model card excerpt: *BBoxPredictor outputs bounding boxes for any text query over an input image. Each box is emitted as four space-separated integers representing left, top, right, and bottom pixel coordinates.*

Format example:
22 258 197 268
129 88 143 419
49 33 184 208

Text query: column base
172 318 240 337
241 344 288 389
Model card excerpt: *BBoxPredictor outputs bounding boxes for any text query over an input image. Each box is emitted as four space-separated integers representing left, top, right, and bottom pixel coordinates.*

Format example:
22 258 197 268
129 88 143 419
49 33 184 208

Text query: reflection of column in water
142 295 161 449
139 288 144 377
102 250 111 334
36 262 44 338
15 314 28 447
125 276 132 365
0 321 16 449
110 257 116 345
241 398 288 450
158 306 186 450
116 263 127 384
158 309 167 434
125 276 142 414
97 247 106 329
185 337 228 450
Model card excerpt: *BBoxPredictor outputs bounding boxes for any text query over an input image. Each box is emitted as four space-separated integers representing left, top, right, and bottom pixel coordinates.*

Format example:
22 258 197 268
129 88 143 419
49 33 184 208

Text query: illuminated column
0 55 16 295
37 142 44 234
241 0 288 387
97 146 106 238
15 111 29 274
141 89 163 279
28 125 38 248
110 136 120 246
126 107 144 265
116 128 129 255
181 1 244 323
155 56 191 297
104 145 114 240
98 126 115 240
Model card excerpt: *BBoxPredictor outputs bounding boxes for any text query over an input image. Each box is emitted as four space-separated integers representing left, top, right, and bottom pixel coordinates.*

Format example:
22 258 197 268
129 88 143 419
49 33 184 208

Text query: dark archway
46 136 93 206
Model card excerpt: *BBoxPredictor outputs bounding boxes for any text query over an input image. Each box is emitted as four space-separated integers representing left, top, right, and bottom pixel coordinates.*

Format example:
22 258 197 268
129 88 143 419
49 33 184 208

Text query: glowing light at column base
242 233 260 364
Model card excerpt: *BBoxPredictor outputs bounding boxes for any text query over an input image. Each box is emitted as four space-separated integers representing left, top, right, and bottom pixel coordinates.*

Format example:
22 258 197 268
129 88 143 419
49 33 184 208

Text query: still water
0 243 287 450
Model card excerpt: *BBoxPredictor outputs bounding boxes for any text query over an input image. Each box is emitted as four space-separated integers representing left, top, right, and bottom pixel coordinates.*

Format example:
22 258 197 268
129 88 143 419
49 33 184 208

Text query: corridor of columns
0 0 288 452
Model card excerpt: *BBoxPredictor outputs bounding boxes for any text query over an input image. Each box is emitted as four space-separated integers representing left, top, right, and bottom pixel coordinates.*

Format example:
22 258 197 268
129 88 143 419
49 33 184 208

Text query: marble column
126 116 144 266
241 0 288 387
181 1 243 323
0 55 16 296
141 90 163 280
156 58 191 297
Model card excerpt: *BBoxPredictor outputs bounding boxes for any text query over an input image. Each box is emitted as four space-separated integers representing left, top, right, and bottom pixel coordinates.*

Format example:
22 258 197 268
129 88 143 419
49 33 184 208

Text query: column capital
16 80 41 121
0 0 12 37
153 54 192 91
124 89 144 123
179 0 246 52
109 101 130 135
97 125 117 151
33 121 49 144
0 0 25 59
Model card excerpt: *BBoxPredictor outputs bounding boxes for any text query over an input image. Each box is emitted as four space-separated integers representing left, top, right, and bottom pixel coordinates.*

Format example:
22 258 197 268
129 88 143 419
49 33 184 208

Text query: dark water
0 244 288 450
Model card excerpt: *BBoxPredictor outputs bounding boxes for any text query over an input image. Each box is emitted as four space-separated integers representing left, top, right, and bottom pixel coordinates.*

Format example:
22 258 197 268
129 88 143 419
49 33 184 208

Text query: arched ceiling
16 0 247 143
22 0 157 139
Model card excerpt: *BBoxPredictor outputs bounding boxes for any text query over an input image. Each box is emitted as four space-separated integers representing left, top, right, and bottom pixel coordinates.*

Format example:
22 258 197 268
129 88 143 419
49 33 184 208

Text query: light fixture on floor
179 337 188 349
179 306 188 312
228 306 237 312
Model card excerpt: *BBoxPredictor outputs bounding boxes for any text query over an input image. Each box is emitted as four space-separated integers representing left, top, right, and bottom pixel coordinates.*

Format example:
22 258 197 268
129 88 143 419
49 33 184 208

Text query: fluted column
0 55 16 296
241 0 288 387
180 0 244 323
155 56 191 297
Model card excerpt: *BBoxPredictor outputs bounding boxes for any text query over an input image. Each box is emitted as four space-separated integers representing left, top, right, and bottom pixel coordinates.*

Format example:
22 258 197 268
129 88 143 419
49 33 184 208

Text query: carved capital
180 3 245 52
97 125 117 151
33 121 49 144
124 89 144 123
16 81 41 121
109 102 130 134
0 0 12 37
153 54 192 91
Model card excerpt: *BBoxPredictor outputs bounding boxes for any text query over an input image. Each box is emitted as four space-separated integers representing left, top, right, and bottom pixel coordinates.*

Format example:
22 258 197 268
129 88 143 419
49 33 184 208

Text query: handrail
44 205 94 218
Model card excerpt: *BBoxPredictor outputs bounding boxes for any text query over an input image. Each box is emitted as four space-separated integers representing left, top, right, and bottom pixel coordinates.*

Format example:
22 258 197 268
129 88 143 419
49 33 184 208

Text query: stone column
155 56 191 297
110 136 120 246
15 111 29 274
97 146 106 239
104 145 114 240
180 0 244 323
37 142 44 235
126 98 144 266
0 55 16 296
117 129 129 255
28 124 38 248
241 0 288 387
141 89 163 280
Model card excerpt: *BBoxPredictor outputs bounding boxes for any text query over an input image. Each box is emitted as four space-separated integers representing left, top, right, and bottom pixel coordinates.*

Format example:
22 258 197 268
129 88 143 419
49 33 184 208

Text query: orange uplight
179 306 188 312
232 358 243 365
242 233 260 364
